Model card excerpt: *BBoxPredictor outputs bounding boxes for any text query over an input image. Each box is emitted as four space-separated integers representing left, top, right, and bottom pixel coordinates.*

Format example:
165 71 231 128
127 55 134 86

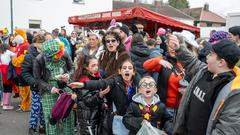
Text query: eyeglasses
139 82 156 89
106 39 117 44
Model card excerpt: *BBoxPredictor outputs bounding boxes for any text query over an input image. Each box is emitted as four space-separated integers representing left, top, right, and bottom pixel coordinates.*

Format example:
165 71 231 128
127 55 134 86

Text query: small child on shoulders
123 76 173 135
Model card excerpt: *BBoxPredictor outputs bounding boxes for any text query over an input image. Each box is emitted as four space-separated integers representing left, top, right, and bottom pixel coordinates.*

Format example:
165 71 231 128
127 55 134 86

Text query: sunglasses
106 39 117 43
140 82 156 89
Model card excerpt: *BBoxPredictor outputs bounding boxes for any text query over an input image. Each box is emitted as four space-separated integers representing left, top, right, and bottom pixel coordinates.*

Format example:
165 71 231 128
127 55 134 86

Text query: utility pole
10 0 14 34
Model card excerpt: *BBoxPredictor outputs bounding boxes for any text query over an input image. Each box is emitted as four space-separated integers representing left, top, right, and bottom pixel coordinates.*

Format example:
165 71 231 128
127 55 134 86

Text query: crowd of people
0 22 240 135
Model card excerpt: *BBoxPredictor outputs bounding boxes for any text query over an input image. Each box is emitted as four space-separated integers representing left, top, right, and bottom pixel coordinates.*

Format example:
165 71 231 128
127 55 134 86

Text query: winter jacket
123 93 173 135
124 36 132 53
130 42 150 77
143 56 184 108
21 45 40 91
149 47 163 59
173 47 240 135
77 75 104 135
33 53 73 95
83 74 140 116
82 74 140 135
206 67 240 135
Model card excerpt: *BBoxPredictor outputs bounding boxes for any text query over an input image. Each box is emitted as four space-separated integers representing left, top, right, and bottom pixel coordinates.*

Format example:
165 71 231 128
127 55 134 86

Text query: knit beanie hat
119 24 129 36
209 31 228 44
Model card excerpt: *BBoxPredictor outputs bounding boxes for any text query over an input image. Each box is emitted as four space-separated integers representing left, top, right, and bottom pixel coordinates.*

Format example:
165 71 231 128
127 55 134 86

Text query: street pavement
0 97 29 135
0 97 78 135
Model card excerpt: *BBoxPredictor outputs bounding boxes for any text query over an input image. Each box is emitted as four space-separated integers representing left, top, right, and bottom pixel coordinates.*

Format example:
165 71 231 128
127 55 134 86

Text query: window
73 0 84 4
29 20 41 29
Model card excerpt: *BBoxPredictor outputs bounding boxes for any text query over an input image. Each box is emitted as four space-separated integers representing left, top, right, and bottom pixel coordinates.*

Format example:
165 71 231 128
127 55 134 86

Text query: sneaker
3 105 14 110
16 108 23 112
38 126 45 134
28 128 38 135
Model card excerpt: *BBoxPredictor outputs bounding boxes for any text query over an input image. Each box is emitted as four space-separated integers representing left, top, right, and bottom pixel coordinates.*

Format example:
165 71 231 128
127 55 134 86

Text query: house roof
113 1 195 20
182 7 226 23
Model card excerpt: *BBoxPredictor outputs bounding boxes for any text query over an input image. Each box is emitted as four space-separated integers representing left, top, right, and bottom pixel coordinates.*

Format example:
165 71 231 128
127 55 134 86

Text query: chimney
203 3 209 11
155 0 162 7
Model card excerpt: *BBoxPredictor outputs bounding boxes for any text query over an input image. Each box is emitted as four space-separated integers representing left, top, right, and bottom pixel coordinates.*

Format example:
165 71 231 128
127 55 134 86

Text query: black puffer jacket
130 42 150 77
77 75 104 135
21 45 40 91
83 74 140 135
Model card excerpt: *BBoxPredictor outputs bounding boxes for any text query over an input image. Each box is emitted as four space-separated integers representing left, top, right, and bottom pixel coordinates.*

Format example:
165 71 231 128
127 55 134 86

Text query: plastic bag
112 115 129 135
137 120 165 135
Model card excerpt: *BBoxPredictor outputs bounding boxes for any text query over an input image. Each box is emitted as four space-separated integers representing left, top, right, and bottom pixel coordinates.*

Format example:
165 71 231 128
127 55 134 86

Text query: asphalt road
0 97 29 135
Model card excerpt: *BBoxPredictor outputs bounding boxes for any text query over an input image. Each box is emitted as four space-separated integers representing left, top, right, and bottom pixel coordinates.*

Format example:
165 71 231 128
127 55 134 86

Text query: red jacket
143 56 184 108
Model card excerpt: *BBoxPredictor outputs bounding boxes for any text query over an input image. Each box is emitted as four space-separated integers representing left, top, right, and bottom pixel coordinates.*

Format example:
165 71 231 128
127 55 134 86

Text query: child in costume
11 29 31 111
123 76 173 135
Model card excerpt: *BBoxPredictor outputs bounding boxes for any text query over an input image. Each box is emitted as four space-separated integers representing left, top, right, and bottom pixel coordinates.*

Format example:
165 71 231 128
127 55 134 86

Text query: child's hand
141 119 149 125
71 93 77 100
99 86 110 98
179 87 186 95
68 82 84 88
159 59 173 69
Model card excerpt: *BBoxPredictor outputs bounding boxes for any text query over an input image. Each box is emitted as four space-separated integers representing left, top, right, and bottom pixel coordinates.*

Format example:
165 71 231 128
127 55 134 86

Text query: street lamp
10 0 13 34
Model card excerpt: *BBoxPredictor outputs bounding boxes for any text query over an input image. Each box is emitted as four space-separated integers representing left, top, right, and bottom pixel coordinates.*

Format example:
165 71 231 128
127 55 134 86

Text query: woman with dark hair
130 33 150 77
99 31 130 78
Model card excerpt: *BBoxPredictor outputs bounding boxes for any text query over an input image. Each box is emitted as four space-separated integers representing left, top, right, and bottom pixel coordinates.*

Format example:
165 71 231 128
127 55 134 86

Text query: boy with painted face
123 76 173 135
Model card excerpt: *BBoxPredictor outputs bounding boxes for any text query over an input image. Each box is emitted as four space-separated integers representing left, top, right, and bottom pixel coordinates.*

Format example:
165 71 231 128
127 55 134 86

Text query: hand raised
99 86 110 98
168 35 180 51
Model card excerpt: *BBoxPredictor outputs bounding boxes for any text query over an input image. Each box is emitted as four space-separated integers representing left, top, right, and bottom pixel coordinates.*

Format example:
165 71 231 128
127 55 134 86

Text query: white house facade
0 0 112 33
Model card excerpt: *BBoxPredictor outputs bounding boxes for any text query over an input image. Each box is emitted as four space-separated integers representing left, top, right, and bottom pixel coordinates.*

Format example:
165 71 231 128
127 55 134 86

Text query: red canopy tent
68 7 200 37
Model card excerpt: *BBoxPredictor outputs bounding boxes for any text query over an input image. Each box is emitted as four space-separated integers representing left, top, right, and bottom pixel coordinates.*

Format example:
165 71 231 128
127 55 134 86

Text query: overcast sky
143 0 240 16
185 0 240 16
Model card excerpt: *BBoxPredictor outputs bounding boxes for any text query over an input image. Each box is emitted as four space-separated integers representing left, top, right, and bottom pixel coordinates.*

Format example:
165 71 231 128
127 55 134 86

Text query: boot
3 93 14 110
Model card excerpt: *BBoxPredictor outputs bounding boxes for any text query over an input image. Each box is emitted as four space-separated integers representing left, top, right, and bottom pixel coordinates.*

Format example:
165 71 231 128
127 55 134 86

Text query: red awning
68 7 200 35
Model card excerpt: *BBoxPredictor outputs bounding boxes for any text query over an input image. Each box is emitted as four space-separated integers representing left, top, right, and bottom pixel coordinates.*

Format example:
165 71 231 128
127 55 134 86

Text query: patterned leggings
42 93 74 135
28 91 45 129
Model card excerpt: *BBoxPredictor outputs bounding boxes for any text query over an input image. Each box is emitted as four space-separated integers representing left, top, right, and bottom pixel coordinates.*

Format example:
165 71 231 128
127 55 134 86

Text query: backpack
49 90 75 125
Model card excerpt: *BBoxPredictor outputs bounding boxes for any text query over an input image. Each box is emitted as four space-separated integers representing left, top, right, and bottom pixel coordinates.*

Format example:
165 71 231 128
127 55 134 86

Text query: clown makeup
105 35 119 52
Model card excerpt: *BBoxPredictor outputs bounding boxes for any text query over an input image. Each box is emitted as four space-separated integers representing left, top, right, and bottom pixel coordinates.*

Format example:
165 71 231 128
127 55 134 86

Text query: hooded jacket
123 93 173 135
173 47 240 135
130 42 150 77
